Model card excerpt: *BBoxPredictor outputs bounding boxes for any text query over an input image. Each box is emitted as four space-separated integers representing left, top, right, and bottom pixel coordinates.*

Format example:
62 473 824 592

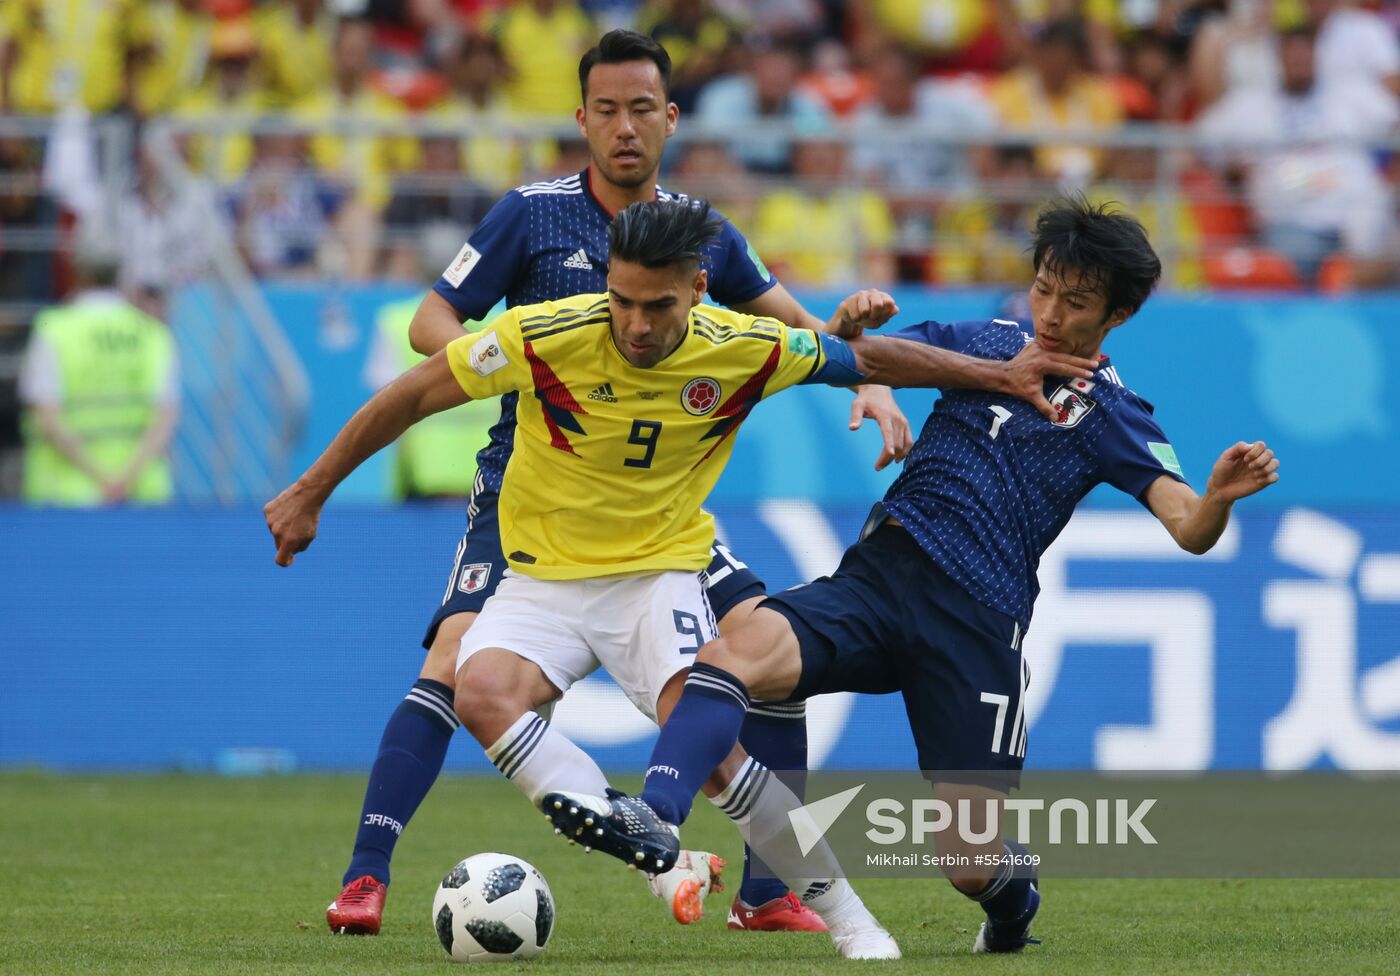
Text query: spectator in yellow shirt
751 134 895 289
133 0 215 116
429 33 555 191
293 17 419 213
255 0 336 109
488 0 594 117
1 0 149 114
987 18 1123 185
171 18 272 186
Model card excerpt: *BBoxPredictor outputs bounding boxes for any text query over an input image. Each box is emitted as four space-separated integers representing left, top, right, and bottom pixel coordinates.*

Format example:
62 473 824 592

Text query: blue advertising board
3 504 1397 772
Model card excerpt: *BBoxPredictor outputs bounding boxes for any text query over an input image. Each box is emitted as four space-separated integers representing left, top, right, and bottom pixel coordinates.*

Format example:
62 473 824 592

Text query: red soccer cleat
726 892 829 932
327 876 387 935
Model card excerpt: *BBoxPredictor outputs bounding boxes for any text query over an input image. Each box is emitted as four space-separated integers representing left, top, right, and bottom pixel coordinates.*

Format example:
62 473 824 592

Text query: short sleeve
704 216 777 307
157 347 180 406
757 320 826 398
1100 397 1189 506
444 307 530 401
431 190 529 320
18 328 61 406
887 318 989 354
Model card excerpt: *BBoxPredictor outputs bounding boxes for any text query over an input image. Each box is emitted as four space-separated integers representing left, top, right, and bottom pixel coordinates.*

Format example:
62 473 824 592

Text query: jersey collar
582 166 661 220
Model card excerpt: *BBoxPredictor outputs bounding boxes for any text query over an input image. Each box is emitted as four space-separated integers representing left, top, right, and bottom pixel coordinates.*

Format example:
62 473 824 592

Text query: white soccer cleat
829 911 902 960
647 850 727 924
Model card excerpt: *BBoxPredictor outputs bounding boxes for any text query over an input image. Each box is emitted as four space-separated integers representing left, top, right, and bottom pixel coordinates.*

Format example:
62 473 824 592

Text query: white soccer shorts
456 569 719 722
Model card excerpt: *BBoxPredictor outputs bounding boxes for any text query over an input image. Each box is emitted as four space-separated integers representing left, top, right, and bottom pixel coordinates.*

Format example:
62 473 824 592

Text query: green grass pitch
5 771 1398 975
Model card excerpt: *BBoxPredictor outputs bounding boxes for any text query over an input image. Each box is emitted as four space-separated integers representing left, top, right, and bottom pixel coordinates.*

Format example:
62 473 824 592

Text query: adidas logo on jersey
588 383 618 403
563 249 594 270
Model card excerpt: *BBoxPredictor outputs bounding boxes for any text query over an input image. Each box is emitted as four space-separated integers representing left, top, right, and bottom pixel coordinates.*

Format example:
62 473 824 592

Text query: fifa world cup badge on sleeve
443 243 482 286
1048 379 1097 427
470 332 509 377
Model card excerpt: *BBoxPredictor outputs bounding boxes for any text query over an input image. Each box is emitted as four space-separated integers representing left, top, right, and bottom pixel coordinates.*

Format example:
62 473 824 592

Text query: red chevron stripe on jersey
693 343 782 467
524 341 587 454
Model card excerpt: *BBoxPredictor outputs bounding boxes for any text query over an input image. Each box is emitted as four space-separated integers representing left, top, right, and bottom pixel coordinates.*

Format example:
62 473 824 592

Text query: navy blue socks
642 662 750 826
735 700 808 907
343 679 459 886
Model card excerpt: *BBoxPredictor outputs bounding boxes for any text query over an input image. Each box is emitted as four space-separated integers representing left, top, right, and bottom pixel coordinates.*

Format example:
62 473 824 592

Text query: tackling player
321 29 913 936
265 198 1100 958
544 198 1281 956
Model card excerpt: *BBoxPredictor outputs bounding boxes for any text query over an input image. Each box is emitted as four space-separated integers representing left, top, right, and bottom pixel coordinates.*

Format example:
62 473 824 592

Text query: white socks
485 712 609 804
708 758 863 925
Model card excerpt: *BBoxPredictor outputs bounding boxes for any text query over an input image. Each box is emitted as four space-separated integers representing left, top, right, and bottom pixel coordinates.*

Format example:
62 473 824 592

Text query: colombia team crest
681 377 721 415
1048 378 1097 427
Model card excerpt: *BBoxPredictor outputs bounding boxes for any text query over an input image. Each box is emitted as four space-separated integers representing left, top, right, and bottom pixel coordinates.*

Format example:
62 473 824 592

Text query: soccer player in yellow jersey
266 198 1096 956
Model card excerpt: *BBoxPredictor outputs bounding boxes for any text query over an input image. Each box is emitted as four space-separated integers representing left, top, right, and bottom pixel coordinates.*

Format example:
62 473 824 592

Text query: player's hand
1206 441 1279 503
826 290 899 339
1002 341 1100 421
849 385 913 471
264 482 323 567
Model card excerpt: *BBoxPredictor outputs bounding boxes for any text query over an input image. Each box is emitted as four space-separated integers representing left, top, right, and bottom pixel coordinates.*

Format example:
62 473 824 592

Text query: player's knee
454 660 525 738
694 636 758 687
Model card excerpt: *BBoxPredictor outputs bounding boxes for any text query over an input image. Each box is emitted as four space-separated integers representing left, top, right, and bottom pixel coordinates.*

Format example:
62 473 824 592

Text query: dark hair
1036 17 1088 57
579 29 672 99
608 199 722 270
1031 197 1162 319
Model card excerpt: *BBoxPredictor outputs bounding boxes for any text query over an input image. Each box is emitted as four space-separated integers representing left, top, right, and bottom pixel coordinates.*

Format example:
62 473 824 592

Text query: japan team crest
457 562 492 594
1048 378 1097 428
681 377 721 415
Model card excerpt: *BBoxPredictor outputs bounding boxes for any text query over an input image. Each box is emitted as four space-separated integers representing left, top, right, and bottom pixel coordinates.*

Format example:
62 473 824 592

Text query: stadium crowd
0 1 1397 501
2 0 1399 301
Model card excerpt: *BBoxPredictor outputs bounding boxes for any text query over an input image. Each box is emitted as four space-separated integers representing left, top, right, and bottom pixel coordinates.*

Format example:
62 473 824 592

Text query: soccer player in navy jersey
544 199 1281 955
322 29 921 935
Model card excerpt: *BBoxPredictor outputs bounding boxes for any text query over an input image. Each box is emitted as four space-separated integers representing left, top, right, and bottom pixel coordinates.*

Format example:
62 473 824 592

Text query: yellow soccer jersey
444 294 827 580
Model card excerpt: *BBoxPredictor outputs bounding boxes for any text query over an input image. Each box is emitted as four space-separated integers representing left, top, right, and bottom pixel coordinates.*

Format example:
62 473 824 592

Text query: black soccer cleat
540 787 680 876
973 839 1042 953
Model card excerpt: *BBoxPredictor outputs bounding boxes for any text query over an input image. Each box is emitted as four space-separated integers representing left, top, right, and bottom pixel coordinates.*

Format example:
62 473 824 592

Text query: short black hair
579 29 672 99
608 199 722 271
1031 198 1162 319
1036 17 1088 58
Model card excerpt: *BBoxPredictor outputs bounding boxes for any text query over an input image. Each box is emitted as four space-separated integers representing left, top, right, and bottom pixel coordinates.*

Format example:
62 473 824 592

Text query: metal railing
142 122 311 504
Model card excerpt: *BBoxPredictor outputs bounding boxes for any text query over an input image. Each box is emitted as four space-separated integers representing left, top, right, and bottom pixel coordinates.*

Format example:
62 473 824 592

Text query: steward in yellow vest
19 243 178 505
366 295 498 499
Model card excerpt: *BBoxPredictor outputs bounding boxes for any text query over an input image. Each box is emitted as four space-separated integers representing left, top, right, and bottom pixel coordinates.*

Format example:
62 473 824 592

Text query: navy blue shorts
762 522 1029 786
422 491 767 649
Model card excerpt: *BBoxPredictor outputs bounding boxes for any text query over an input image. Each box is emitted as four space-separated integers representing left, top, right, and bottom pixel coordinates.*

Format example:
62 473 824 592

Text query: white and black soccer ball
432 853 555 963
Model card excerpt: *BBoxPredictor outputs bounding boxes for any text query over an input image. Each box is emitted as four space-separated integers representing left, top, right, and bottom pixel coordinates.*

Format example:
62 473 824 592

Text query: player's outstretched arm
408 291 472 356
844 332 1100 422
263 352 472 566
738 284 913 468
1145 441 1280 555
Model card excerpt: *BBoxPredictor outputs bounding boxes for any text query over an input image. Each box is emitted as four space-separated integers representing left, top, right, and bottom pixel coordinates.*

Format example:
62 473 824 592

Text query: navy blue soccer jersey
880 317 1188 629
430 169 777 491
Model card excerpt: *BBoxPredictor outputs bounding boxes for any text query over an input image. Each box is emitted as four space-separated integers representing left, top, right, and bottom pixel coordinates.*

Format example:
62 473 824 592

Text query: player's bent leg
696 607 805 702
454 647 613 806
328 612 479 936
723 600 814 923
715 596 813 919
454 647 559 746
927 782 1039 954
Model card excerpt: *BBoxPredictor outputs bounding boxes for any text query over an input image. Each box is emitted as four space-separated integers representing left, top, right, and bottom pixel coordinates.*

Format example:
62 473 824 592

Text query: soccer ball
432 853 555 963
